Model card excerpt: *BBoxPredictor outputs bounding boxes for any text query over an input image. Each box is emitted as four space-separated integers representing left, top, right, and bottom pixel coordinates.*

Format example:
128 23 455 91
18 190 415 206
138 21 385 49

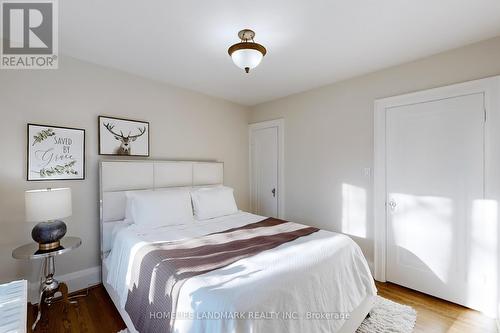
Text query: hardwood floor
28 282 497 333
28 285 126 333
376 281 498 333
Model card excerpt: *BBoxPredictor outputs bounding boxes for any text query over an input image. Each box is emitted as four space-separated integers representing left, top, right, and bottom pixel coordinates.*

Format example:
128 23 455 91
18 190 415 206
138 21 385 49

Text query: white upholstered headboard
99 160 224 258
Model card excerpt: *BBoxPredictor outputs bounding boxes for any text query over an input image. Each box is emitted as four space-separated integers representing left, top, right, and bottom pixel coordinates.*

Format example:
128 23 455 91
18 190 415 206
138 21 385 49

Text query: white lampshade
25 188 72 222
231 48 263 71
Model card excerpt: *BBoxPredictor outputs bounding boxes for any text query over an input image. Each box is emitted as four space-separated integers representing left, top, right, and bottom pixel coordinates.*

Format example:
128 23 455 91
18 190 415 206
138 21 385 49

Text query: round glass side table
12 236 82 330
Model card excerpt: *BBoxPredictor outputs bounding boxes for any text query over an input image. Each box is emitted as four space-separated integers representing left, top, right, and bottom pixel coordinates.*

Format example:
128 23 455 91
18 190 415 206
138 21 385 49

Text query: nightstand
12 236 81 330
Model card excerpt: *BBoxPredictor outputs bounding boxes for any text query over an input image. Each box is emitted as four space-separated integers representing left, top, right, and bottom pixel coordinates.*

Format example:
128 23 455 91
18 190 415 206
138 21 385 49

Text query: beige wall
249 36 500 266
0 56 250 285
3 35 500 290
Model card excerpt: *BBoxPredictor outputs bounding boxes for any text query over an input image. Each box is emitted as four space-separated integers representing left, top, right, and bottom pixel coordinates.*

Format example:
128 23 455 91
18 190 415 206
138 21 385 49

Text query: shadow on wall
469 199 498 316
340 181 500 316
386 192 498 317
389 193 454 283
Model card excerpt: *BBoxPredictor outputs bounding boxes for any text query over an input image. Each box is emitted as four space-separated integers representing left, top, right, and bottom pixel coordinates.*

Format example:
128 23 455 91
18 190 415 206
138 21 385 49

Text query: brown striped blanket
124 218 319 333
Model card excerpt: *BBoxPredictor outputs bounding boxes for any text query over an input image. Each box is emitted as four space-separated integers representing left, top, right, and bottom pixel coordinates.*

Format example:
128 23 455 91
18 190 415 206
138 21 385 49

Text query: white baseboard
28 265 101 304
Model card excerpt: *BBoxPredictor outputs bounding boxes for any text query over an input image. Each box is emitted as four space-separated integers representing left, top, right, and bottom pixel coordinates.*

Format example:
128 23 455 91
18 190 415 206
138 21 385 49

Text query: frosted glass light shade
25 188 72 222
231 49 263 72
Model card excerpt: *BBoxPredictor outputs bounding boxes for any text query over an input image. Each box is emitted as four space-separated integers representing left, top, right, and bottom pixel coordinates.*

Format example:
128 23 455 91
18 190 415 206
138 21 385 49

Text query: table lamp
25 188 72 251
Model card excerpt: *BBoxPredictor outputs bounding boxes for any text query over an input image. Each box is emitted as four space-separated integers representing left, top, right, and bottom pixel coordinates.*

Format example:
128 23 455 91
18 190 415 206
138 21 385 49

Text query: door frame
373 76 500 282
249 118 285 219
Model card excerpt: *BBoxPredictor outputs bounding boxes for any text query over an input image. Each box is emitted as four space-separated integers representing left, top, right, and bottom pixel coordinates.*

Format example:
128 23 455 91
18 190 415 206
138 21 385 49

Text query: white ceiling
60 0 500 106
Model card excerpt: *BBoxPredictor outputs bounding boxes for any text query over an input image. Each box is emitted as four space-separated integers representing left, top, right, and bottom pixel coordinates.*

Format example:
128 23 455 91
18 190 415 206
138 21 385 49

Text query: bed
100 160 376 333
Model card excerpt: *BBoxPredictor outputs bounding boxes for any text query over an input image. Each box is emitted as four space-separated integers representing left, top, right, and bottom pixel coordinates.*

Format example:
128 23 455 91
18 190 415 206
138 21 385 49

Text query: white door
250 126 279 217
386 93 488 311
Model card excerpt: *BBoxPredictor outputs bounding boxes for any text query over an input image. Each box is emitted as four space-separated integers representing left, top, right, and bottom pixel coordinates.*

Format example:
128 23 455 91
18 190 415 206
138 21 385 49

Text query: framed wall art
98 116 149 156
27 124 86 181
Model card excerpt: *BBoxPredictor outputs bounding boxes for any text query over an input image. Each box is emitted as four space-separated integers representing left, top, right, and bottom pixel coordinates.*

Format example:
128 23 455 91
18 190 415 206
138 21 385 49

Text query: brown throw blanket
124 218 319 333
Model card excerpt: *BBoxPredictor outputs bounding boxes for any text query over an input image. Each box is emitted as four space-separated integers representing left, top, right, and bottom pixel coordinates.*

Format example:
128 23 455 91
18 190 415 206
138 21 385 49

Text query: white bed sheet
104 211 376 333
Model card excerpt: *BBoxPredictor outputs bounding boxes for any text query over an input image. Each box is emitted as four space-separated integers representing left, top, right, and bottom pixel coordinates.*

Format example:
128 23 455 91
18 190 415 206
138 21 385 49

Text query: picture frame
27 124 86 181
98 116 150 156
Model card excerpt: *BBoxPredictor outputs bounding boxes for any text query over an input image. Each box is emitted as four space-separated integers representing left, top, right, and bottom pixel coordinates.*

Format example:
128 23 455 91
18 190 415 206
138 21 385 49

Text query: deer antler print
103 123 124 139
128 126 147 140
103 122 147 155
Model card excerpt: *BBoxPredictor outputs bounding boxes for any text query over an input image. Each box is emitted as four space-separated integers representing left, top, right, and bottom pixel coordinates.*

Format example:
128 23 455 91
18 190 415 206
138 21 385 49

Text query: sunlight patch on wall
341 184 367 238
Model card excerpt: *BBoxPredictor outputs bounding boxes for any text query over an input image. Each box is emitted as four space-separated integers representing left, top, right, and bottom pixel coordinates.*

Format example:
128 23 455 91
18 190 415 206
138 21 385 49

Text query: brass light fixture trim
228 29 267 73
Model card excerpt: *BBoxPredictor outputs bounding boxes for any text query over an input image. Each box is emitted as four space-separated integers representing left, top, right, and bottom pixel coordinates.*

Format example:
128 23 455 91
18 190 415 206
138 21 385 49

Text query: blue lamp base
31 220 67 250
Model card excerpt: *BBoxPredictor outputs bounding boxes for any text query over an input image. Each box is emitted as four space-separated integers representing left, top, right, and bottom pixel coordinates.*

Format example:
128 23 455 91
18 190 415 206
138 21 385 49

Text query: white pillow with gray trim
191 186 238 220
129 188 194 227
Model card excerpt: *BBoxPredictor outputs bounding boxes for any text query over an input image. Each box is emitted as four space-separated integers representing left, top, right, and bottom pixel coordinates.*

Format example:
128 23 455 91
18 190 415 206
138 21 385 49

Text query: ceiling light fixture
228 29 267 73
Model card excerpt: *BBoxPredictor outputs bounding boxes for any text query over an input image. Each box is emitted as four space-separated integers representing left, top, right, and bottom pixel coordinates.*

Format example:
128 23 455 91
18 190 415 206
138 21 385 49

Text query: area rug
117 296 416 333
356 296 417 333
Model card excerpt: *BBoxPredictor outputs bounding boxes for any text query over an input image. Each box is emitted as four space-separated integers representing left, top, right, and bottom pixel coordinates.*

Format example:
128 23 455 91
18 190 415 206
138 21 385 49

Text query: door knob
388 200 397 210
272 188 276 197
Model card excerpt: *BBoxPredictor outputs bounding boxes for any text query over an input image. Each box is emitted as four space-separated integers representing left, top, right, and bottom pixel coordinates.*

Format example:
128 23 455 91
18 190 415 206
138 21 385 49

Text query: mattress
104 211 376 333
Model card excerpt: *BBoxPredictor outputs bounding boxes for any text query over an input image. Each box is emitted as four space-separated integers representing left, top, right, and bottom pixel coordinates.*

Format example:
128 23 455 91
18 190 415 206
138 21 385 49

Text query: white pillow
191 186 238 220
130 189 194 228
102 220 131 254
125 189 151 220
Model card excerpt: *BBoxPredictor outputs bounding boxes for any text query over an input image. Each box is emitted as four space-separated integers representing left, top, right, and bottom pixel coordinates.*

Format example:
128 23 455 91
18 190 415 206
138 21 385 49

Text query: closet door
386 93 487 310
250 126 279 217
